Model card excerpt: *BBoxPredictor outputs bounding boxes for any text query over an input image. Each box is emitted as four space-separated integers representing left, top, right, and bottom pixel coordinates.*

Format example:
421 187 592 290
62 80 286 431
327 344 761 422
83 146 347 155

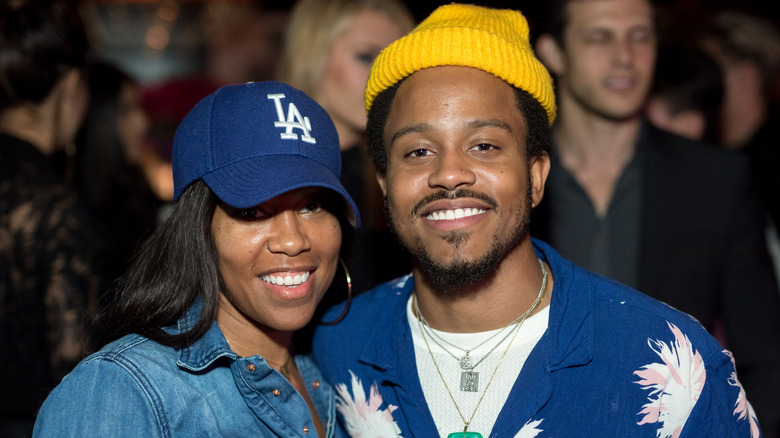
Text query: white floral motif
634 322 706 438
335 370 403 438
724 351 760 438
513 419 544 438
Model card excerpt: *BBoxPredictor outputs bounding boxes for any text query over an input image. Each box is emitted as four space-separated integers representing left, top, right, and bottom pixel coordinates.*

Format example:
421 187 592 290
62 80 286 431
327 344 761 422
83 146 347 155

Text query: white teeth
425 208 486 221
262 271 310 286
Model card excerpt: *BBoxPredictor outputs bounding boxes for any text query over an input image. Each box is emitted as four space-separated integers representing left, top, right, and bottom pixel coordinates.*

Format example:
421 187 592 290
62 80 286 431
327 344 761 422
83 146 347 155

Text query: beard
385 181 533 293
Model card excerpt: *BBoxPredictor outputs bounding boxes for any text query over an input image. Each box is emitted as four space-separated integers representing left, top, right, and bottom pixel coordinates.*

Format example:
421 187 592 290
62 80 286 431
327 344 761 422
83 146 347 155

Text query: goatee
385 184 533 294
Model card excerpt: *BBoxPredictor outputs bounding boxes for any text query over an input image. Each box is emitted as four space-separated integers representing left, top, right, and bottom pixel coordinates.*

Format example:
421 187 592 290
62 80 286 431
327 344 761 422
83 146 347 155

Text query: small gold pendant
446 432 482 438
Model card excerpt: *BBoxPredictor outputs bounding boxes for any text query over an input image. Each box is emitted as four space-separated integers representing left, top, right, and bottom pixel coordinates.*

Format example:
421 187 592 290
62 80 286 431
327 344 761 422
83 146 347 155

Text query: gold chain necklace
265 352 294 381
414 259 547 438
224 335 294 380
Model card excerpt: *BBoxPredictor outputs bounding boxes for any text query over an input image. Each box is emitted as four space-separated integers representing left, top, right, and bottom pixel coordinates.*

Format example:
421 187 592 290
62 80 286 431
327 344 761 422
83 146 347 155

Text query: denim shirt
34 304 340 437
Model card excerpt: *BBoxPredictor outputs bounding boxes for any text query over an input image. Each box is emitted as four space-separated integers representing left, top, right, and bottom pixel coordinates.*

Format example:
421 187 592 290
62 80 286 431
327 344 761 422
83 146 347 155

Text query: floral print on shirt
634 322 706 438
335 370 403 438
724 350 760 438
513 419 544 438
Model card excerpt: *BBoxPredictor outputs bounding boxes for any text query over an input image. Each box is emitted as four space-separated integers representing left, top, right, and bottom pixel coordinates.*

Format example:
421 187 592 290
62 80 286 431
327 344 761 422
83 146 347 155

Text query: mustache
410 189 498 217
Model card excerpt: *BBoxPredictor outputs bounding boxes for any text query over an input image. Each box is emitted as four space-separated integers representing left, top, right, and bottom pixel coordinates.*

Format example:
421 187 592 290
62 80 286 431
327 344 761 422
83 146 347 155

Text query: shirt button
272 389 281 396
247 364 256 372
312 380 320 389
303 426 309 434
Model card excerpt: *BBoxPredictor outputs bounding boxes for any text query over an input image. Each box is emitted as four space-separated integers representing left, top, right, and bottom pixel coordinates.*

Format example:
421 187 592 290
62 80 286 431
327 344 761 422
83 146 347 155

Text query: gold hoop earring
320 258 352 325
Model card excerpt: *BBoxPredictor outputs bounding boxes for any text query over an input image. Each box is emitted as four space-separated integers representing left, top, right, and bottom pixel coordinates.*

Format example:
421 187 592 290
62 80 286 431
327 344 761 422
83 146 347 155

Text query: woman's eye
302 200 324 213
356 53 375 65
234 208 266 220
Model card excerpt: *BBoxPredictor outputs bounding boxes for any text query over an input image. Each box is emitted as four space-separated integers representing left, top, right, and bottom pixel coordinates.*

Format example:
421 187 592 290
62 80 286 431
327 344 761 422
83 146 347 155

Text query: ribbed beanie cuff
365 3 556 125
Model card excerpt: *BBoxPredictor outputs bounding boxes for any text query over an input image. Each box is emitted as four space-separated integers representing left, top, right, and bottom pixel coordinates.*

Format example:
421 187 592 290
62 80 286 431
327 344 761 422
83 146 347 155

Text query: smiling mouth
605 77 635 90
425 208 486 221
262 271 311 286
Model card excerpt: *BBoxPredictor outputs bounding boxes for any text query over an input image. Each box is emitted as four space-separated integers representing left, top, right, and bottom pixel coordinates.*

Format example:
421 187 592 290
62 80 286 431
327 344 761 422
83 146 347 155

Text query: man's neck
412 241 552 334
551 98 643 216
554 102 642 164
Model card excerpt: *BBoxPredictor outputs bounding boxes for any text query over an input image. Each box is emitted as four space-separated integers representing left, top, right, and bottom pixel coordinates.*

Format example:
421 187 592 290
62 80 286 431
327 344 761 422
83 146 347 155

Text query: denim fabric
34 304 340 437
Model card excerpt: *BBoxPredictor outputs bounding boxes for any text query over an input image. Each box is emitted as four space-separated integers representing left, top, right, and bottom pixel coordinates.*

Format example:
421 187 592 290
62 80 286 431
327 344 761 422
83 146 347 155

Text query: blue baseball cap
172 81 360 227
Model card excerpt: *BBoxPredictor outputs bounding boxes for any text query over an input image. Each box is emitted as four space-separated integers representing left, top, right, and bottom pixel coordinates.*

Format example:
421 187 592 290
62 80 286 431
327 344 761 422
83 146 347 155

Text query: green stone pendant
447 432 483 438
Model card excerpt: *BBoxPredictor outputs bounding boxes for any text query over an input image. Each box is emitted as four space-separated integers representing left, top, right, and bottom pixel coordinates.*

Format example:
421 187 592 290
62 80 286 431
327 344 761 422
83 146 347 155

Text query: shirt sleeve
33 357 167 438
680 349 761 438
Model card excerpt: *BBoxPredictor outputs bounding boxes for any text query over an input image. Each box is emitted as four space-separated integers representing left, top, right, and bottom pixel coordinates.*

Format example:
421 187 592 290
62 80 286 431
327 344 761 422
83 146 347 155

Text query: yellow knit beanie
365 3 556 125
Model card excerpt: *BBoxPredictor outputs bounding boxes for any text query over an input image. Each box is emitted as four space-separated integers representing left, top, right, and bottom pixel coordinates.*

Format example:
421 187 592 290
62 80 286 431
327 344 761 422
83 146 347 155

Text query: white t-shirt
407 296 549 438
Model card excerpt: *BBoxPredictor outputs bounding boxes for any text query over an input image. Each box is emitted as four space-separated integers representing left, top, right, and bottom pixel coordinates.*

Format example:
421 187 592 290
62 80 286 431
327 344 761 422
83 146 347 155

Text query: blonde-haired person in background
278 0 414 294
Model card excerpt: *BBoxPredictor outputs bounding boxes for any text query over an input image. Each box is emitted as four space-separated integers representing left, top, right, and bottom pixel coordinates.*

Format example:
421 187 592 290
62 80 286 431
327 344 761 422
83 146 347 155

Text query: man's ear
529 152 551 208
376 170 387 197
535 34 565 76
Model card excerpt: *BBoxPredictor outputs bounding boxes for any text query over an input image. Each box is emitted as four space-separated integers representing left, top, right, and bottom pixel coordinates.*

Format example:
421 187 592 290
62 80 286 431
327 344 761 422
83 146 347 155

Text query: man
0 0 106 435
314 4 760 437
533 0 780 435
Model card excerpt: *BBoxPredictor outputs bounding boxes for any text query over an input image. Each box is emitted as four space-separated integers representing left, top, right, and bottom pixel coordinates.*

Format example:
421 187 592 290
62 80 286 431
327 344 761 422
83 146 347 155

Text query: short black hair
366 78 552 175
538 0 657 48
539 0 572 47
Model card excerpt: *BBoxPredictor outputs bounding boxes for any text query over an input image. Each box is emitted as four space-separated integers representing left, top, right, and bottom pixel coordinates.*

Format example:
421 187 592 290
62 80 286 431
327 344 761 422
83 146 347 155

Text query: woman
66 61 160 283
277 0 413 293
33 81 360 437
277 0 412 154
0 1 103 435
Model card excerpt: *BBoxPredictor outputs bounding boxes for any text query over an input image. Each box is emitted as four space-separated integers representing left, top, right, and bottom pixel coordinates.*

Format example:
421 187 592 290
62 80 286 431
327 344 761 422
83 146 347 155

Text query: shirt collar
175 301 237 372
357 241 594 377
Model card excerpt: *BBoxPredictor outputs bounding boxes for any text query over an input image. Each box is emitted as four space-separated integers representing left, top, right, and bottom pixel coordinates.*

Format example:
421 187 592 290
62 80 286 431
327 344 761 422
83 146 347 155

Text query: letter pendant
460 371 479 392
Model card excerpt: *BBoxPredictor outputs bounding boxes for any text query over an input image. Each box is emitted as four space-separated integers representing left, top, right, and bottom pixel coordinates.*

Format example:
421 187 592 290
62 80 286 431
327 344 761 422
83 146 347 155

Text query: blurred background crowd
2 0 780 436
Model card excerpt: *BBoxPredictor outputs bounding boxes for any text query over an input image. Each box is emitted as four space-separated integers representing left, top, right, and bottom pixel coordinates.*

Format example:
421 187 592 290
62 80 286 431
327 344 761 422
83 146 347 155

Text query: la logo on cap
268 93 316 144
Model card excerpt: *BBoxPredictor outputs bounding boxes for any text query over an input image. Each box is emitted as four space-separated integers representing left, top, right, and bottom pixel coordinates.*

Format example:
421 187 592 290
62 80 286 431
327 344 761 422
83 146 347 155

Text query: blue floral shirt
313 239 761 437
34 304 340 437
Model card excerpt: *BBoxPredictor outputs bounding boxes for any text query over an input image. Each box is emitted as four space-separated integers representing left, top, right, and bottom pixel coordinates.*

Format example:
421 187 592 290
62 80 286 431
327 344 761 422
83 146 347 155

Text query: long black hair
0 0 89 111
90 180 220 351
71 60 159 280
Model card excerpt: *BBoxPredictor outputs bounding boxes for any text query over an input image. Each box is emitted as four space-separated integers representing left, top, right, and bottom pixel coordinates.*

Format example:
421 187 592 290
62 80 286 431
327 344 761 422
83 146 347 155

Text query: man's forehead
389 67 519 118
394 66 516 102
385 67 525 141
564 0 654 33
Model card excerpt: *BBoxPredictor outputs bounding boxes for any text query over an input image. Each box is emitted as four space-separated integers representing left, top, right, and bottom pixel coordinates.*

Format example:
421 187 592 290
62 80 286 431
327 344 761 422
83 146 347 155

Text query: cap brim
202 155 360 227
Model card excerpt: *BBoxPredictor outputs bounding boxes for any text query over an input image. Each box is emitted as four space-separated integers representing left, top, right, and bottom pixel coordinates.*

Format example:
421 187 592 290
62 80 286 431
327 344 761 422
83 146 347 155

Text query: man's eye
470 143 496 152
585 32 611 45
407 148 431 158
630 30 654 45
